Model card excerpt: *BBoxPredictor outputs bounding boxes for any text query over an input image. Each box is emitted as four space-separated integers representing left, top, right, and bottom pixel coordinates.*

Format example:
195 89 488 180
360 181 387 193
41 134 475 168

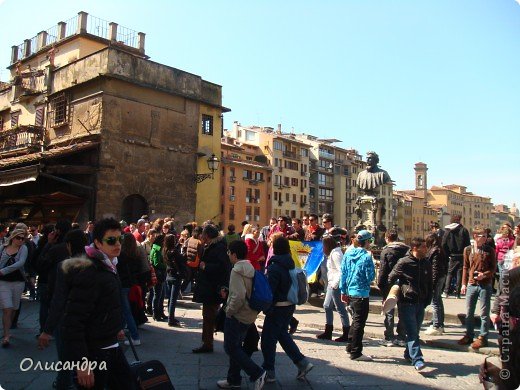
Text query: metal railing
87 15 110 40
12 13 140 64
0 125 44 154
283 150 301 160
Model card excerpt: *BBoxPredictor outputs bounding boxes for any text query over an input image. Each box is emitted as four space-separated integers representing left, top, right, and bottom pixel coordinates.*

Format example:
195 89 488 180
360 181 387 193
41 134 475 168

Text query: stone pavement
0 294 491 389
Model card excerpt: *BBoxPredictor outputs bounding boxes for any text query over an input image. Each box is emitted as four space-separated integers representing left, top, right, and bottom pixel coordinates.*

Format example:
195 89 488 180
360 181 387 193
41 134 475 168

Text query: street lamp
195 153 220 183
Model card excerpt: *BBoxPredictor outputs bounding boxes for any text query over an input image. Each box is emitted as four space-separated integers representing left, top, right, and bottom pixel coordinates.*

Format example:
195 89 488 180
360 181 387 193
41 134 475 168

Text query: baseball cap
357 230 373 242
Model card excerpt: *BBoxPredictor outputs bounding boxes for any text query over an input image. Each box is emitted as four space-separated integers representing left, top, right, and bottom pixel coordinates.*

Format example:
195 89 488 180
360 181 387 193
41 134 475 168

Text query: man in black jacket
388 237 433 372
192 223 230 353
442 215 471 299
377 229 408 346
60 218 135 389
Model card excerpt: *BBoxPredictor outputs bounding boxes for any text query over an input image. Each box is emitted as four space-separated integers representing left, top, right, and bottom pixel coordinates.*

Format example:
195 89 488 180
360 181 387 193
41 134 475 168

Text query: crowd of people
0 213 519 389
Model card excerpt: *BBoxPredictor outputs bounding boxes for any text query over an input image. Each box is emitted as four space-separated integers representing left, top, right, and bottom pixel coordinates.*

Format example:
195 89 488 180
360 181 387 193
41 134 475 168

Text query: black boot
334 326 350 342
316 324 333 340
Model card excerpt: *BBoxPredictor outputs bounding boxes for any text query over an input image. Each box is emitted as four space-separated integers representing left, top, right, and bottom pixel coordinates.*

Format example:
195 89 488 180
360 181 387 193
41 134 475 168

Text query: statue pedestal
355 195 387 247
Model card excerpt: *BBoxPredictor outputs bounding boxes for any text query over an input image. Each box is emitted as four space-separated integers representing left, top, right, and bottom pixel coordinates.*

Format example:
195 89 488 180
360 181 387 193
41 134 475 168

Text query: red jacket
245 236 265 271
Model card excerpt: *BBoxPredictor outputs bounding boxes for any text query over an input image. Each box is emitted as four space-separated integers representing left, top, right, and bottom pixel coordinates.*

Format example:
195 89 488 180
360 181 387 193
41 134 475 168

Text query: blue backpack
287 268 309 305
248 270 273 313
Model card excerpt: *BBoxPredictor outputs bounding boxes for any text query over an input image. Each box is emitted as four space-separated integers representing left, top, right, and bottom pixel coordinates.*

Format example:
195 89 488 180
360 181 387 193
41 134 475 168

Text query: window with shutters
35 106 45 127
10 111 20 128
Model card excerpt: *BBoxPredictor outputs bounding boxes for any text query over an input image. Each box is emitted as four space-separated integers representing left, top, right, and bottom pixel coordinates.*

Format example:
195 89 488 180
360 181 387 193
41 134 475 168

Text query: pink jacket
495 235 515 263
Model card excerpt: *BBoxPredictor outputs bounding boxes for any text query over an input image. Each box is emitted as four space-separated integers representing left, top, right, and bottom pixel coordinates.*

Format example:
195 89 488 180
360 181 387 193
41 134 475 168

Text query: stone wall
95 79 199 223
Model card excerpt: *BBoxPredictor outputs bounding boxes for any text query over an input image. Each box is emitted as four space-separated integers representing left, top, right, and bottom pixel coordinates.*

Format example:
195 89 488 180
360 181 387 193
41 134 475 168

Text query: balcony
319 149 335 160
283 150 301 161
300 171 308 177
0 125 45 157
229 176 236 182
229 195 235 201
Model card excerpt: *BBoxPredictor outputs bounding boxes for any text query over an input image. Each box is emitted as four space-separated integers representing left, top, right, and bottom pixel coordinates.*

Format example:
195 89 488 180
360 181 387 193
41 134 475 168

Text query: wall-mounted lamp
195 153 220 183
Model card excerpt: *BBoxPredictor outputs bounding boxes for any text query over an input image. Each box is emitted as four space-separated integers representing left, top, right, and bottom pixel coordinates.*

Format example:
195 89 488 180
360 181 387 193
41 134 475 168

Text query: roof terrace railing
10 12 144 64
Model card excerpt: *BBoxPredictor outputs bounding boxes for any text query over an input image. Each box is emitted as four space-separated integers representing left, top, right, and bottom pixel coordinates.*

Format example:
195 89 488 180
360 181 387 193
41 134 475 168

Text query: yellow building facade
220 136 272 228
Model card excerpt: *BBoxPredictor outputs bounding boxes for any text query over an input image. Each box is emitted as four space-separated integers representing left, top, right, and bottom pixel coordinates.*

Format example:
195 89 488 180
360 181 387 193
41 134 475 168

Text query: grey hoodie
225 260 258 325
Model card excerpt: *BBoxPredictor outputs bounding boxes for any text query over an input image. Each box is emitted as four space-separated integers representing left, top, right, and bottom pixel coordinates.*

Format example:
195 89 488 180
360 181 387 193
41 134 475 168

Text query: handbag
187 253 200 269
0 247 26 282
215 305 226 333
147 263 158 288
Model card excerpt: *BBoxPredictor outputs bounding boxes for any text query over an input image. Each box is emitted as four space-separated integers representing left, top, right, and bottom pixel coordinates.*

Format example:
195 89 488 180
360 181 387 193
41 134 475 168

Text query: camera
473 271 479 279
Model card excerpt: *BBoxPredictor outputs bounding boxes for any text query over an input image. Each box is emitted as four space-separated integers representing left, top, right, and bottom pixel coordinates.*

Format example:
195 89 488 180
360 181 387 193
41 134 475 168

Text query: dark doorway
121 194 148 224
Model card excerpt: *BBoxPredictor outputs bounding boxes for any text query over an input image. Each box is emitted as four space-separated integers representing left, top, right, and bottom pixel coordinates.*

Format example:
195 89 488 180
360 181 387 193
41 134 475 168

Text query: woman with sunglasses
0 228 28 347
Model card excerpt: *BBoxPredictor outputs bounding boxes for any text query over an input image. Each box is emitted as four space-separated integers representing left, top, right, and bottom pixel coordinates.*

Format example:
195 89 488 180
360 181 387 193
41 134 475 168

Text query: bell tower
414 162 428 200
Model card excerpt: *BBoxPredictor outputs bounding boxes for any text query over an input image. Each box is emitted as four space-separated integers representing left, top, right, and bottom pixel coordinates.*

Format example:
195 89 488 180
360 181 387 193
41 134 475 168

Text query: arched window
417 175 423 188
121 194 148 224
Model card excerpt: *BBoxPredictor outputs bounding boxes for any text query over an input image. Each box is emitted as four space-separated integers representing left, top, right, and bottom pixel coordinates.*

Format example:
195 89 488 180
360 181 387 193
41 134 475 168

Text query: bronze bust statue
356 151 391 195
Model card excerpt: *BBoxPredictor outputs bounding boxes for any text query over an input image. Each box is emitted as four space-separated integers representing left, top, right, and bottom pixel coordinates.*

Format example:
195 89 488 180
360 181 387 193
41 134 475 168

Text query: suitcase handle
125 331 140 362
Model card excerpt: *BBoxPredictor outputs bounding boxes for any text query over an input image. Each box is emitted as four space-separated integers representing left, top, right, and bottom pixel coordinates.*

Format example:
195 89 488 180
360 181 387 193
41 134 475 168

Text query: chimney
23 39 31 58
57 22 67 40
138 32 146 53
11 45 19 64
109 22 118 41
37 31 48 51
277 124 282 134
77 11 88 34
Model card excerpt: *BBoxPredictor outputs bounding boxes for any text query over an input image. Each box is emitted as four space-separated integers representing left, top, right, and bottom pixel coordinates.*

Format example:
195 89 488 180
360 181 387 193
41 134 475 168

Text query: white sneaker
441 293 448 299
392 339 406 347
414 360 426 371
254 371 267 390
216 379 240 389
424 326 444 336
352 354 373 361
124 339 141 346
296 362 314 380
378 338 394 347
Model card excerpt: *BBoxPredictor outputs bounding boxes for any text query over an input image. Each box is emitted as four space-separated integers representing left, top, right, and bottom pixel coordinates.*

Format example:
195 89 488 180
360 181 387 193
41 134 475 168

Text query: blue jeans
167 278 181 323
224 316 264 385
261 305 308 373
384 305 406 340
465 284 492 339
323 286 349 327
121 287 139 341
400 302 425 365
431 275 446 328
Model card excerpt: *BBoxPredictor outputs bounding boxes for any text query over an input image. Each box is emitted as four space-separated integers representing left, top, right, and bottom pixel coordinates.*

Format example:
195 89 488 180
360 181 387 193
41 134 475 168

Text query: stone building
395 163 493 240
294 134 368 231
220 136 272 228
0 12 228 225
227 123 311 220
491 204 519 233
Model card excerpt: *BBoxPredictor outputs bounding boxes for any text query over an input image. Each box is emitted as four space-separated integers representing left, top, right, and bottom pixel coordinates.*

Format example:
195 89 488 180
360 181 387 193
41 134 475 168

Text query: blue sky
1 0 519 208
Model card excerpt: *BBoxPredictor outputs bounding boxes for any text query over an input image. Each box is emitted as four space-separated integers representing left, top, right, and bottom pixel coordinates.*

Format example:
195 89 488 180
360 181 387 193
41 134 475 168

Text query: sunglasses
102 236 124 245
13 236 25 241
